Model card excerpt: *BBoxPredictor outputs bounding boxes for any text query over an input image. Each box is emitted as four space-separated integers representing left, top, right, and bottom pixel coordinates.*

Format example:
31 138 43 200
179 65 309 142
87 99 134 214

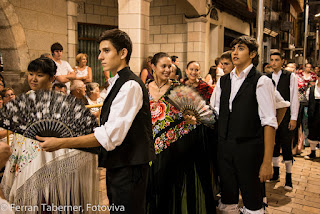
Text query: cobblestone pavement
98 148 320 214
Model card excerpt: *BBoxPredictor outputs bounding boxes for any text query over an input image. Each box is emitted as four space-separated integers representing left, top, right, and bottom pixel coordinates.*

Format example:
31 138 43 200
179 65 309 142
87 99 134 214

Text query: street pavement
98 147 320 214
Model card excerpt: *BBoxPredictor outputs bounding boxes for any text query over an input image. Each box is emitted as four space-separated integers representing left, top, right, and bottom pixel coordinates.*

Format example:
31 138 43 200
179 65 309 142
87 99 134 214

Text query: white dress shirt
306 80 320 100
272 70 299 120
210 64 278 129
54 60 74 93
94 73 143 151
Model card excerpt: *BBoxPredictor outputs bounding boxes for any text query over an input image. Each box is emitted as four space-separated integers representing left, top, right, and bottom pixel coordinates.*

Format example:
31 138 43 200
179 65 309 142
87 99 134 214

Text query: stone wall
149 0 188 73
76 0 118 26
9 0 68 61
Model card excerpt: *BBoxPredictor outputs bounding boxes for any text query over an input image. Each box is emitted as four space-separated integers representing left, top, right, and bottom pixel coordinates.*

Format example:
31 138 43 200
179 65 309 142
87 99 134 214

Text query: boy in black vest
38 29 155 214
267 52 299 191
305 73 320 159
211 36 277 214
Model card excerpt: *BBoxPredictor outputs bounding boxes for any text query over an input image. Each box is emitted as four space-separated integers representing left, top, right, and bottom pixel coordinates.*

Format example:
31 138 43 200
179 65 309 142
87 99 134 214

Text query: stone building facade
0 0 251 94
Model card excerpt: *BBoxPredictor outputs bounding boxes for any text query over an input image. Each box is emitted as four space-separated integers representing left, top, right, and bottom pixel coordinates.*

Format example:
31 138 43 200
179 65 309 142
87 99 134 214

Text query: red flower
165 130 175 140
150 101 166 124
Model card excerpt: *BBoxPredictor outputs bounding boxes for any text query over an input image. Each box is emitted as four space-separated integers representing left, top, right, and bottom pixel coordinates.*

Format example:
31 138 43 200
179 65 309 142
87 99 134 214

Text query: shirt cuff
290 115 298 121
275 100 290 109
261 117 278 129
94 126 112 151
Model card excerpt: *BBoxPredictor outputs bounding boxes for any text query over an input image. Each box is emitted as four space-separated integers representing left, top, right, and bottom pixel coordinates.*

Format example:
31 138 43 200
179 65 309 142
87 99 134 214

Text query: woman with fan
0 57 99 213
146 52 216 214
183 61 218 213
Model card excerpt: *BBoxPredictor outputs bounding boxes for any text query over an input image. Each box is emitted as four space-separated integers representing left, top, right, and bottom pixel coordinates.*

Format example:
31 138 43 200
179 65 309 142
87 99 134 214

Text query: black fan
0 90 98 140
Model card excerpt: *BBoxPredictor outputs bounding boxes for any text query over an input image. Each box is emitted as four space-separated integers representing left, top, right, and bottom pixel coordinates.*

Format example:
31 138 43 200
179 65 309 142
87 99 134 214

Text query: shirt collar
108 73 119 87
272 69 282 77
230 64 253 79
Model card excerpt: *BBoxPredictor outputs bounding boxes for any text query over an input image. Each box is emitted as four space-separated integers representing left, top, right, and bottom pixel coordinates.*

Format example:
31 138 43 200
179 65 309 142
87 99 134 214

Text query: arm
210 78 221 114
140 69 148 83
0 130 12 139
288 73 299 130
259 125 276 182
38 133 100 152
0 142 11 169
256 76 278 182
84 67 93 83
204 74 212 85
40 81 143 152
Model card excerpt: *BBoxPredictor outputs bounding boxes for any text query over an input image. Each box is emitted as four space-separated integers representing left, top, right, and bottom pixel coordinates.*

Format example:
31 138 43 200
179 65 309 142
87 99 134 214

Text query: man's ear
250 50 257 59
120 48 128 60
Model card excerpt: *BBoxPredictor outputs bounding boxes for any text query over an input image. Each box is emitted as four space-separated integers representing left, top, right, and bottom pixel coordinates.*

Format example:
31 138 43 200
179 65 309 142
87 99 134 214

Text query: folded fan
0 90 98 140
167 85 216 127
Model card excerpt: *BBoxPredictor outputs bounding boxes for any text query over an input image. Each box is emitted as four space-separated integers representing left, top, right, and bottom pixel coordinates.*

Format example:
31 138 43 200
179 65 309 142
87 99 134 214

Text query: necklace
155 79 169 92
187 80 199 88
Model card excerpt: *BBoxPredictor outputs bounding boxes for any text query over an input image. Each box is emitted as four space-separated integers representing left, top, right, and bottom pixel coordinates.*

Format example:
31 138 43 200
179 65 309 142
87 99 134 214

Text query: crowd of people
0 28 319 214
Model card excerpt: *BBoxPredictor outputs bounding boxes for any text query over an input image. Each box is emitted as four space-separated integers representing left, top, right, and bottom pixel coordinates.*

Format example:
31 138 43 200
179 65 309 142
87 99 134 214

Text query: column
67 0 78 67
118 0 151 75
186 17 207 77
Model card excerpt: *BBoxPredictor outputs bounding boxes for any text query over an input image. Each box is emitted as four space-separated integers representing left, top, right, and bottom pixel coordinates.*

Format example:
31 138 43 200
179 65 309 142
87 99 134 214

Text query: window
78 23 117 86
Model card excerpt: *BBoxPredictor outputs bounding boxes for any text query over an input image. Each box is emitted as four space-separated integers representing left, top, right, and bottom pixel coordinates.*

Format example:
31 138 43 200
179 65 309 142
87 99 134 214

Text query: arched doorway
0 0 30 94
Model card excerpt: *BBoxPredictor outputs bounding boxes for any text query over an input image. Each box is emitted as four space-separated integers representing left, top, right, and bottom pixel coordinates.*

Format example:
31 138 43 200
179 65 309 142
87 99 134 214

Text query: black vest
267 69 291 122
308 86 317 119
98 67 155 169
218 67 263 142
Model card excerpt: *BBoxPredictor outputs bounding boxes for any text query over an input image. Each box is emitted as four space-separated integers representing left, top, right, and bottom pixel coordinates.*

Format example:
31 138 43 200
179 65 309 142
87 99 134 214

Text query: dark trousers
106 164 149 214
273 119 293 161
217 140 264 211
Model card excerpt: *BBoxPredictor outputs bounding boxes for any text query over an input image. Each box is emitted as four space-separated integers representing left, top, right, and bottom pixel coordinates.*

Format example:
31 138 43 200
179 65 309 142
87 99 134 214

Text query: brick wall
9 0 68 61
149 0 187 72
76 0 118 26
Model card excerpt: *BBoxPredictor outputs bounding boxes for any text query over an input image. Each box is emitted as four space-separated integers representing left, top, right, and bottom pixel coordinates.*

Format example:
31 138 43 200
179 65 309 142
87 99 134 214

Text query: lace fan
0 90 98 140
167 85 216 127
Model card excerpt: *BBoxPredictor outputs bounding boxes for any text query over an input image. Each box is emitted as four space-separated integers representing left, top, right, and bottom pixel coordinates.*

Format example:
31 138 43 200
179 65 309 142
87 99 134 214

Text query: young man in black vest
267 52 299 191
38 29 155 214
211 36 277 214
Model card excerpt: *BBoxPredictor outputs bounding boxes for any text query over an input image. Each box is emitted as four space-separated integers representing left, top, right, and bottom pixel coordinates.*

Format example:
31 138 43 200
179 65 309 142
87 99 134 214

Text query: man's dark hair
98 29 132 64
28 57 57 77
51 42 63 54
220 51 232 61
151 52 170 66
230 35 259 66
270 51 283 59
214 57 220 66
52 82 67 91
171 55 178 63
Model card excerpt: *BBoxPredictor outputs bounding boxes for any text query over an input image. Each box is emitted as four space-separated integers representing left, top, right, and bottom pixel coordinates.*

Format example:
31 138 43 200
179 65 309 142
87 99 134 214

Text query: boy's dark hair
28 57 57 77
214 57 220 66
220 51 232 61
98 29 132 64
52 82 67 91
270 51 283 59
230 35 259 66
51 42 63 54
171 55 178 63
151 52 170 66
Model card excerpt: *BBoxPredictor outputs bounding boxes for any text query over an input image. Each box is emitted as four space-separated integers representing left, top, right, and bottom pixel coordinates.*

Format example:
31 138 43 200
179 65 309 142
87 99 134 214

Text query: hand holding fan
0 90 98 140
167 85 216 127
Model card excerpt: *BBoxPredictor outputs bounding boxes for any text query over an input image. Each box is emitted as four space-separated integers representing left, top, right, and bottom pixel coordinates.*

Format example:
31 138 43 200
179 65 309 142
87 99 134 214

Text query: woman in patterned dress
146 52 216 214
0 57 98 214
